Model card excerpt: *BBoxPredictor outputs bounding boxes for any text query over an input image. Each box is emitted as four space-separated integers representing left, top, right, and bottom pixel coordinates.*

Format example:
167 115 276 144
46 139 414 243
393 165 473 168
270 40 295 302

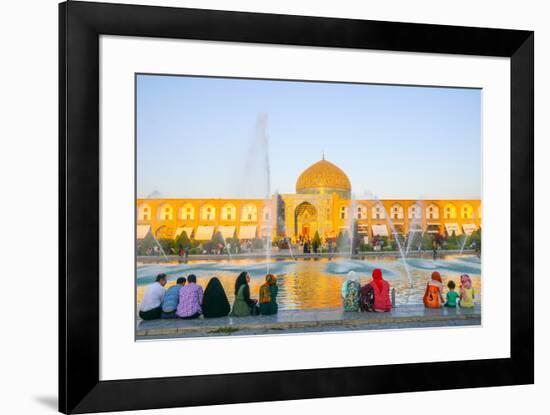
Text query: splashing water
419 230 426 252
274 191 295 260
151 232 169 262
256 113 272 274
380 199 413 287
405 200 424 257
348 197 357 258
219 233 232 260
287 239 295 259
459 233 469 254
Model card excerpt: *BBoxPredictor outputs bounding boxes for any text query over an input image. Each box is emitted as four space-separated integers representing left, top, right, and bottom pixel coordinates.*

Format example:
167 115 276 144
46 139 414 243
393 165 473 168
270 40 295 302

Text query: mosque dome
296 158 351 198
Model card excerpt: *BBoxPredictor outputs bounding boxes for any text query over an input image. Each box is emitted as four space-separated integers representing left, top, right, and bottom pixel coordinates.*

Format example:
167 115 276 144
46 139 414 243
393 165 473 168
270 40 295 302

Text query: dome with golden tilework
296 158 351 199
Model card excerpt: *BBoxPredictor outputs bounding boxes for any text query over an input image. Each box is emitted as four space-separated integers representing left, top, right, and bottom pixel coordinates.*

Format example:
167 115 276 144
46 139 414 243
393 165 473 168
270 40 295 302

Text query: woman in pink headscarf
365 268 392 312
459 274 475 308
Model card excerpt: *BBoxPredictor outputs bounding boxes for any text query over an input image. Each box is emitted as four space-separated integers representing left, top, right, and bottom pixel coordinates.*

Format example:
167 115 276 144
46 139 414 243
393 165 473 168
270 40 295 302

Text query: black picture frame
59 1 534 413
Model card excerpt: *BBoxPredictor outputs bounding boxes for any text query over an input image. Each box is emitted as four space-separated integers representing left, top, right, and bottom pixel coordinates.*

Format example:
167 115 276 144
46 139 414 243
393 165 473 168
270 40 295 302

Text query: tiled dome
296 158 351 196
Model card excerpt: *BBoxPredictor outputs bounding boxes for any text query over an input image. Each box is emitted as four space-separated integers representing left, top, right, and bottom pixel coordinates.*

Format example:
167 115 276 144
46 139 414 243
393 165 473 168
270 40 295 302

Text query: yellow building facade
137 158 481 242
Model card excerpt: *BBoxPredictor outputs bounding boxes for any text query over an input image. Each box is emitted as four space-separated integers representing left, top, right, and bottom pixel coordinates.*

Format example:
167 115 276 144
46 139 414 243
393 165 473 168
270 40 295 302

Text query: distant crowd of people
340 269 476 312
138 271 278 321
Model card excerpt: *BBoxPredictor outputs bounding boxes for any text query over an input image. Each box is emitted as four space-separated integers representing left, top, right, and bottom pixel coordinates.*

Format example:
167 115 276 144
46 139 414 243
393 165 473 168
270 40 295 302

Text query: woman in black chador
202 277 231 318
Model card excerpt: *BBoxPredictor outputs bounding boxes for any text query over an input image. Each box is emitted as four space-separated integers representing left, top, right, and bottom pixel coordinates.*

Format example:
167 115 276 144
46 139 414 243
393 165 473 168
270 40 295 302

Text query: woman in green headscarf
259 274 278 315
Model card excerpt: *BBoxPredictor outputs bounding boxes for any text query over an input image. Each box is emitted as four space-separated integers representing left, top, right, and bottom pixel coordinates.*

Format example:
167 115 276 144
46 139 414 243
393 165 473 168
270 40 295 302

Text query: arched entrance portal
295 202 317 240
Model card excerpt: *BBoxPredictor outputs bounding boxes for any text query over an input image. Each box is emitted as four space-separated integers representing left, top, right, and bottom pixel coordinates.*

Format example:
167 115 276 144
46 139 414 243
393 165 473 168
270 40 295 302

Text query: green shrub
312 231 321 252
457 234 467 249
172 230 191 253
360 243 373 252
226 236 240 253
468 228 481 250
251 238 264 250
276 194 286 236
336 230 350 252
446 230 459 250
157 238 173 254
137 231 156 255
421 232 434 250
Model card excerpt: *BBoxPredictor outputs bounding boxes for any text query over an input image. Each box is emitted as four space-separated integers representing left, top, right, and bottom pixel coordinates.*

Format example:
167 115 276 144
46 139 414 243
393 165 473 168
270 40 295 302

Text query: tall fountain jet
274 191 295 260
380 200 413 287
405 200 424 257
348 195 357 258
459 231 469 254
255 113 272 273
220 233 232 260
151 232 169 262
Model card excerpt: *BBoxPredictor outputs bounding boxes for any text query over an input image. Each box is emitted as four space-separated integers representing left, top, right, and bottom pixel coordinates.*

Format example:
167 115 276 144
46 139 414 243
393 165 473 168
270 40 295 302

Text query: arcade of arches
137 158 481 242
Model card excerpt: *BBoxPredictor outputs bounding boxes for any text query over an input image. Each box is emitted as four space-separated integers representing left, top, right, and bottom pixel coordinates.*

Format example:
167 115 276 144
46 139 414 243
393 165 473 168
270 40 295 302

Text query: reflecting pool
136 254 481 310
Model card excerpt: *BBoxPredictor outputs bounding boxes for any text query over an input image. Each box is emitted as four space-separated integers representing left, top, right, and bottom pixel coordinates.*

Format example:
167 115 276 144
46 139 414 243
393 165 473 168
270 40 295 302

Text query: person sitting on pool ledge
139 273 167 320
176 274 203 319
259 274 278 315
161 276 186 319
341 271 361 312
444 280 459 308
423 271 444 308
368 268 392 312
459 274 475 308
202 277 231 318
231 272 259 316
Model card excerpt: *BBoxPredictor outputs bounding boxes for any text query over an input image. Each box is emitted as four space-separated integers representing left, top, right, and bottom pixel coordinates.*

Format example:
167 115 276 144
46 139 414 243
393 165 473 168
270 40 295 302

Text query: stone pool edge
136 305 481 339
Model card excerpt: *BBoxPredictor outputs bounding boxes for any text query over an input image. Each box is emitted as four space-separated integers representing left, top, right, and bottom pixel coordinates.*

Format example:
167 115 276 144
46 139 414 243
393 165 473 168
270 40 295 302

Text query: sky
136 74 481 200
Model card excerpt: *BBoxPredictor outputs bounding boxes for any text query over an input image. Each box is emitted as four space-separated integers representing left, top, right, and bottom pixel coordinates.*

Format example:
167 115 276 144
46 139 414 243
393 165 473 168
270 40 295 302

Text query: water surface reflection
136 255 481 310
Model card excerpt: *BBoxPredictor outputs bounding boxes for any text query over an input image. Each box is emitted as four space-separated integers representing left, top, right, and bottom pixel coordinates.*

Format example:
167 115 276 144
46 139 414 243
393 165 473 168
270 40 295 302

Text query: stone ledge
136 304 481 338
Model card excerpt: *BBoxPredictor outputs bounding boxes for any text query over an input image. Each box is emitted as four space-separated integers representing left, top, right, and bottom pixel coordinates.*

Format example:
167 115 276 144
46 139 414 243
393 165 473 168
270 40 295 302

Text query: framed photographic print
59 1 534 413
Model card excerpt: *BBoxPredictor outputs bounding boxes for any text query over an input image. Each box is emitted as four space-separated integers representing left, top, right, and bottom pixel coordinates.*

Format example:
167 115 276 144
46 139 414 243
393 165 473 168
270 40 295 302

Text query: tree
351 221 360 253
198 232 224 254
172 230 191 253
136 232 172 256
336 230 350 252
158 238 173 255
276 194 286 237
212 231 225 246
468 228 481 251
251 238 264 249
457 234 467 249
312 231 321 253
360 242 373 252
379 235 390 250
421 232 434 250
138 231 156 255
392 233 405 250
228 236 240 253
447 230 458 249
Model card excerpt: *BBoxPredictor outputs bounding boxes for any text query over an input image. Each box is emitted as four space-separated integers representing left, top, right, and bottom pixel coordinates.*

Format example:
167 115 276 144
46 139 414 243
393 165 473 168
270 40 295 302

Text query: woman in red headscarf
362 268 392 312
423 271 444 308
